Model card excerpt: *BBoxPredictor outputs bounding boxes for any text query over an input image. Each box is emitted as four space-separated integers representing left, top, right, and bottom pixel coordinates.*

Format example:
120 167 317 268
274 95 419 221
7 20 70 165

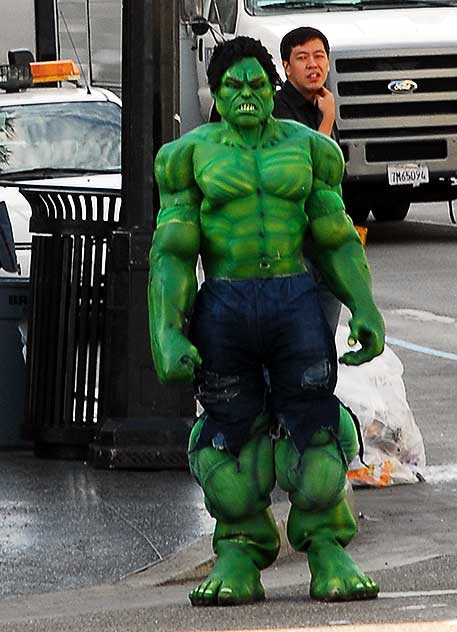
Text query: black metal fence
21 185 120 458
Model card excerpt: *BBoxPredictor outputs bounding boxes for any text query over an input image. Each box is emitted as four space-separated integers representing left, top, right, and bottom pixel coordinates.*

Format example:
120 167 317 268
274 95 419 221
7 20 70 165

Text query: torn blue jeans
189 273 341 456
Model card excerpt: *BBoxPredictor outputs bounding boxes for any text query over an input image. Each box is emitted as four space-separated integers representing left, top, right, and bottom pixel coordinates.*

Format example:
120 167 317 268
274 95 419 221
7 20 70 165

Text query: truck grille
340 100 457 119
365 140 447 163
333 48 457 138
336 54 457 73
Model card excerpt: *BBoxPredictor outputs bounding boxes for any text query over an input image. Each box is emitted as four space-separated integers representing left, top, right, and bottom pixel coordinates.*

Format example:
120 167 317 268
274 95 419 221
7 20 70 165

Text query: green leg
277 406 379 601
188 416 280 606
190 509 280 606
288 498 378 601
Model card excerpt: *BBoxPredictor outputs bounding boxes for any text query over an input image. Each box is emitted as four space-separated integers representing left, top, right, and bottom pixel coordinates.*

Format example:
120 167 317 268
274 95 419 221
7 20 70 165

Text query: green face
213 57 274 127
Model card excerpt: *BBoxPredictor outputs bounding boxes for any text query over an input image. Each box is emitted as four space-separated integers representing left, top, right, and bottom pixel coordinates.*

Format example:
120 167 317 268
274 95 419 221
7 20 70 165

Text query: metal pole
92 0 194 469
120 0 155 231
120 0 179 229
34 0 58 61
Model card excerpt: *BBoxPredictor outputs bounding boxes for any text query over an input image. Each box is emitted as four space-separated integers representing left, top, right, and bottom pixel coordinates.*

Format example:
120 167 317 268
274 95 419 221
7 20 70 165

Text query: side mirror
190 16 210 36
180 0 210 35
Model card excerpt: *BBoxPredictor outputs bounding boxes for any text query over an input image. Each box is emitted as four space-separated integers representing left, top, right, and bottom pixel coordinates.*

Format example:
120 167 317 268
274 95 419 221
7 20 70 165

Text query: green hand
339 307 385 366
154 329 202 384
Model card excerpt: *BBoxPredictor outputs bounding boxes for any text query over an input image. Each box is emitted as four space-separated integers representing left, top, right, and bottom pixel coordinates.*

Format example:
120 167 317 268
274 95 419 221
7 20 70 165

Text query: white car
0 57 121 278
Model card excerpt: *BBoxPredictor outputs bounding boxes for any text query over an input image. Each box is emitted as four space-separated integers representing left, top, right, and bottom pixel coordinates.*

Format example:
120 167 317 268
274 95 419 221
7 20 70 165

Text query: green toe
189 552 265 607
308 540 379 602
189 579 221 606
311 574 379 601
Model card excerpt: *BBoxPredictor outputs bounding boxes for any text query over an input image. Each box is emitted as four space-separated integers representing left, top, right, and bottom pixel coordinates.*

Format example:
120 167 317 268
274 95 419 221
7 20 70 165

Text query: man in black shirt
273 26 337 140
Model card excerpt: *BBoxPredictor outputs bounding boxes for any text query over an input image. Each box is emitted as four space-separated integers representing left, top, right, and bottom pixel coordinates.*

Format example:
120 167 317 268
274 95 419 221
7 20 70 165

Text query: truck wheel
372 202 409 222
346 204 370 224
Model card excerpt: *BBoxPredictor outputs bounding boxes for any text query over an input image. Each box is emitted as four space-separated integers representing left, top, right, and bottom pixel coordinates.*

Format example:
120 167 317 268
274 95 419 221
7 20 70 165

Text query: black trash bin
21 184 194 464
0 277 29 447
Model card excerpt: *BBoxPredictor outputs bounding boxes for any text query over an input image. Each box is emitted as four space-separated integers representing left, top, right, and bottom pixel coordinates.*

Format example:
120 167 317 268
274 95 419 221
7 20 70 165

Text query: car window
0 101 121 174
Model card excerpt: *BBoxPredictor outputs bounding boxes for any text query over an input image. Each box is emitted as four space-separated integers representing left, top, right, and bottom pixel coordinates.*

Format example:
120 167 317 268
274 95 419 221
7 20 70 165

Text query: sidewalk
0 450 457 630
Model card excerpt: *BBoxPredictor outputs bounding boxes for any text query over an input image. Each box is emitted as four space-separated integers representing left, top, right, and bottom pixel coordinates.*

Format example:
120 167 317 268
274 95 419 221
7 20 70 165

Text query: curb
127 501 291 588
129 482 357 588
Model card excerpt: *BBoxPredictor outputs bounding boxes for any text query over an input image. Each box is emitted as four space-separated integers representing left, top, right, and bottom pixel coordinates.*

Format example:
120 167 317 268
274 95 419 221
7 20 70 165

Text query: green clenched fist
154 329 202 384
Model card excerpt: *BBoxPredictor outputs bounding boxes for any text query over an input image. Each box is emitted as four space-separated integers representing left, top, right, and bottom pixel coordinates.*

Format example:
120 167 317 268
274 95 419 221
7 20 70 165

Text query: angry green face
213 57 274 127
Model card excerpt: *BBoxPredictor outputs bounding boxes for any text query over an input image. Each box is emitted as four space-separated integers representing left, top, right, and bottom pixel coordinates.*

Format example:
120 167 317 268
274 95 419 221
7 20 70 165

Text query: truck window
209 0 237 33
0 101 121 174
249 0 363 12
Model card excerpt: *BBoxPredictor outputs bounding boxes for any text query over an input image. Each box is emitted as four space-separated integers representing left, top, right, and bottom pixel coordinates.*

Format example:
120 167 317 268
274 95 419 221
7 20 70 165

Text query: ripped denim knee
195 369 241 406
271 352 340 455
192 369 268 457
300 358 333 391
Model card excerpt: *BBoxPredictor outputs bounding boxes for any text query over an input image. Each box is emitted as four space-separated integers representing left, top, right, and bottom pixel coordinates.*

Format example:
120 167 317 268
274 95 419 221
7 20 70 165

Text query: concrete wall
57 0 121 90
0 0 36 63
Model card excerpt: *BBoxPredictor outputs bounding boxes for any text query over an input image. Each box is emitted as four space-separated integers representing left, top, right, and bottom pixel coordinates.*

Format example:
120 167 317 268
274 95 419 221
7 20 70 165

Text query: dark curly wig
207 36 281 93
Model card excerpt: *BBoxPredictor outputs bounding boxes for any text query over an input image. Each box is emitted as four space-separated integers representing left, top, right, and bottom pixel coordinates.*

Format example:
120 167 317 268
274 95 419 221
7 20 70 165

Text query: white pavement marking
399 604 447 611
385 337 457 362
204 622 457 631
423 464 457 483
380 589 457 598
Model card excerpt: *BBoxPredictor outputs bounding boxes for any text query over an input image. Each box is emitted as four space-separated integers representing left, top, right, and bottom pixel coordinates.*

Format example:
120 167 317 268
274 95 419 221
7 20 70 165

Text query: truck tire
345 203 370 224
372 202 409 222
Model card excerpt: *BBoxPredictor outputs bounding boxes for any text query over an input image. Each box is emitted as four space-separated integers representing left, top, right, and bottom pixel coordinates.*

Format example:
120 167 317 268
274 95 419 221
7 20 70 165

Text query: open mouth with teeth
237 103 257 113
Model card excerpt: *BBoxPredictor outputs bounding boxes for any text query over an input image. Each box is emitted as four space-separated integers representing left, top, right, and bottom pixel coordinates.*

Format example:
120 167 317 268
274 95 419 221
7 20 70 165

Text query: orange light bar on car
30 60 80 83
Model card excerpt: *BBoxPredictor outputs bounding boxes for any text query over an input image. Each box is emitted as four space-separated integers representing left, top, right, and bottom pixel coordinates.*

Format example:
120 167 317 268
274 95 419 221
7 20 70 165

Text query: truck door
195 0 238 121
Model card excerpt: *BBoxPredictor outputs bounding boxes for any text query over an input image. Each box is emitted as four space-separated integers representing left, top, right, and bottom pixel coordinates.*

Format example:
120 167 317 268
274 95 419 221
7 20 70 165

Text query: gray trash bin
0 277 29 447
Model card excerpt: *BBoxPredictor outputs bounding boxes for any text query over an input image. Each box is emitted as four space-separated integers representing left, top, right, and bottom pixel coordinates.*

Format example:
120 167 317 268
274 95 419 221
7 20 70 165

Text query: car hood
13 172 122 189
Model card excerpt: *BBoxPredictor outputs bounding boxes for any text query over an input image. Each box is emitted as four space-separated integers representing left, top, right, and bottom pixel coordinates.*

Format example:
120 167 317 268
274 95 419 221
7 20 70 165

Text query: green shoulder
308 130 345 189
272 119 344 184
154 123 216 193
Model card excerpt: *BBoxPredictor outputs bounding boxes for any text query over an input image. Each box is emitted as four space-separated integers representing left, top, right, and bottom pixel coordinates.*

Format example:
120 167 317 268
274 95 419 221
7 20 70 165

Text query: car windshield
0 101 121 175
248 0 457 12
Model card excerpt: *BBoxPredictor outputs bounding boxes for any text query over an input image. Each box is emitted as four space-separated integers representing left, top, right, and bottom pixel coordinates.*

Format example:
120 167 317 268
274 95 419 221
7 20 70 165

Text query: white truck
180 0 457 223
56 0 457 223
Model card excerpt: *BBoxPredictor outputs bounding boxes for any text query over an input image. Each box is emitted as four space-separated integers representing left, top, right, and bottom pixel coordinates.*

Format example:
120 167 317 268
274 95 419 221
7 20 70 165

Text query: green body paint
149 54 383 605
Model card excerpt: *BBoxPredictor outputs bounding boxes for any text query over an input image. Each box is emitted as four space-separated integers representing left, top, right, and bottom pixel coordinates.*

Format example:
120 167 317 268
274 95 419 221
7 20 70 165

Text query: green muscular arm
306 135 385 366
148 140 202 383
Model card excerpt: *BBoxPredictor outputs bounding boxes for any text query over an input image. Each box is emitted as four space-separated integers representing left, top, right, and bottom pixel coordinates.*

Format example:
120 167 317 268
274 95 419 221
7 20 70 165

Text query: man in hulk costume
148 36 385 606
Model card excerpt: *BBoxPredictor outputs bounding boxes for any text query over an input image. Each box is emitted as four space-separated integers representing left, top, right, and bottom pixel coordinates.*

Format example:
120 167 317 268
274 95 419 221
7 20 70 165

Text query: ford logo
388 79 418 93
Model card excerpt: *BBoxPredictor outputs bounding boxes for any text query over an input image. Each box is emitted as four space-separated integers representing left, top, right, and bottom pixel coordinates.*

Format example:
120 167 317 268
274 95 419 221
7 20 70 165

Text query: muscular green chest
193 142 312 206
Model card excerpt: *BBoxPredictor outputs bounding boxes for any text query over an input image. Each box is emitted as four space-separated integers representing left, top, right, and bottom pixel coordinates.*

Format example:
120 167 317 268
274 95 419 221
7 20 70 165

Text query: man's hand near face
315 86 335 137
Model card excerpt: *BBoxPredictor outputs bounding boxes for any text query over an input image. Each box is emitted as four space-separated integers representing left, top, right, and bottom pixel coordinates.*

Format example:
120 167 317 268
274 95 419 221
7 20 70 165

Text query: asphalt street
0 202 456 630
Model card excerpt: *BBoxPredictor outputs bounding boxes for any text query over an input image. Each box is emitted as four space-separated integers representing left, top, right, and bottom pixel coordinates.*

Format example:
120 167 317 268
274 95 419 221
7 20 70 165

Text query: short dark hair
207 36 281 93
280 27 330 62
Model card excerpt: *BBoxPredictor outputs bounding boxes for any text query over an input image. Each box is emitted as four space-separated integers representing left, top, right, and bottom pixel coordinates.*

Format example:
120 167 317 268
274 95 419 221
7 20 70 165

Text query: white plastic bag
336 326 426 487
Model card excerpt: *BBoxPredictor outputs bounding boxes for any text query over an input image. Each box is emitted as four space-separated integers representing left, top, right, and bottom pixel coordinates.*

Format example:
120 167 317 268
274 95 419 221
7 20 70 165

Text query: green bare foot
308 539 379 601
189 548 265 607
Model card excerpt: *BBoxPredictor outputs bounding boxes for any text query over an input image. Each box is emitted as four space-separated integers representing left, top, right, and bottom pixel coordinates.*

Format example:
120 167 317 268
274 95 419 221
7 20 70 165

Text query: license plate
388 163 429 187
